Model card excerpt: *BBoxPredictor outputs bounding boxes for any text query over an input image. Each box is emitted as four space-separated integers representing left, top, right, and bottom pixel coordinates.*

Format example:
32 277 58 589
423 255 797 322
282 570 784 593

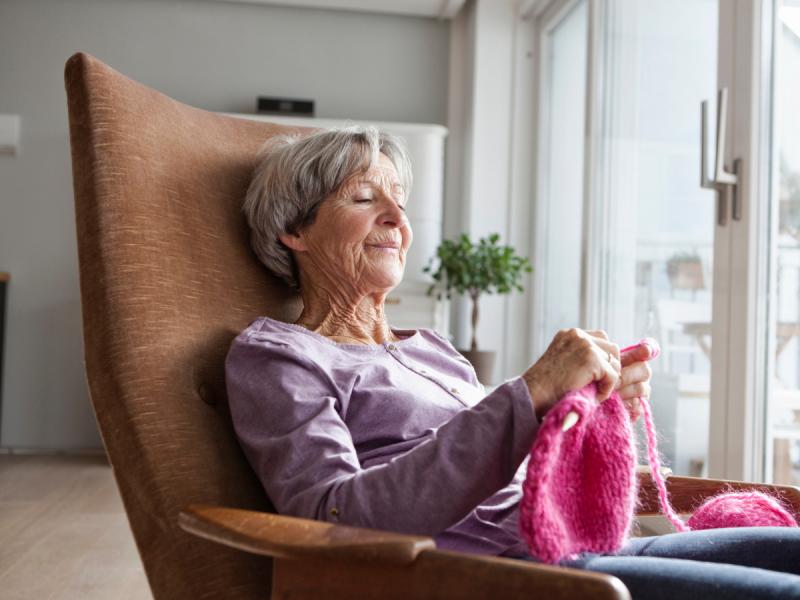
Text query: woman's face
284 153 413 295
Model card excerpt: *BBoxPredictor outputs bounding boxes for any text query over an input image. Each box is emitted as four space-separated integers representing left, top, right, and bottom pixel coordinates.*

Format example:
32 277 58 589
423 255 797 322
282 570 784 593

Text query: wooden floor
0 454 152 600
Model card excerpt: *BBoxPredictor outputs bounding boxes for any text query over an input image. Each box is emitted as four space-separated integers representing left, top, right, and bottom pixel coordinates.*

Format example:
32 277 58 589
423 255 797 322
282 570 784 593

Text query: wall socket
0 115 21 155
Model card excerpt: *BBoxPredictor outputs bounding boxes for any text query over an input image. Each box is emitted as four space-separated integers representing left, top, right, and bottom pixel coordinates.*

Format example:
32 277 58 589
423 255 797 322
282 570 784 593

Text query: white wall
446 0 526 383
0 0 449 449
463 0 517 377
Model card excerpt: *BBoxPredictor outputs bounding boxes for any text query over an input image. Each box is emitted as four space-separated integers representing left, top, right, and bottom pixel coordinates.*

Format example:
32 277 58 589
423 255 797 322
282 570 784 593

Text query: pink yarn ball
686 491 799 530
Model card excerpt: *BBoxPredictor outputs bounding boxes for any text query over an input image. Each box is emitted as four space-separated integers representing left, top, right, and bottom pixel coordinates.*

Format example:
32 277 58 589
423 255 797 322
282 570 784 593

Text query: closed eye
354 197 405 212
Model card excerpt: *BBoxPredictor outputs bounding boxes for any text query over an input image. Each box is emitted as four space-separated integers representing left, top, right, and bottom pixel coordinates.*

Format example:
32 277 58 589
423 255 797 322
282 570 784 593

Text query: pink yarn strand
639 396 690 533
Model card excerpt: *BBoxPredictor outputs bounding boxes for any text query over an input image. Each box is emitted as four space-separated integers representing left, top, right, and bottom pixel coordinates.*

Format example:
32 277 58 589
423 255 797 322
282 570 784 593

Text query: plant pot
460 349 496 386
666 259 704 290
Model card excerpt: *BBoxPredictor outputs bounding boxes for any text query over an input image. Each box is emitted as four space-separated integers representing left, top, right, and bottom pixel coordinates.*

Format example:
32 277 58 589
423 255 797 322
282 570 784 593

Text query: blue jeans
544 527 800 599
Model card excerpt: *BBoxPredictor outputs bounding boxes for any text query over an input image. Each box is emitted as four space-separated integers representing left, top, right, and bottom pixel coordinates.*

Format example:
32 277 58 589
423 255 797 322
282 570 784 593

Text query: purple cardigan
225 316 539 556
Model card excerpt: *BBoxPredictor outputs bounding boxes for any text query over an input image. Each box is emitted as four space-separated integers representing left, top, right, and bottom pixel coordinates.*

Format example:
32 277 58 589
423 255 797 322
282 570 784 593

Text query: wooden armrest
179 505 435 564
180 506 630 599
272 549 630 600
636 472 800 516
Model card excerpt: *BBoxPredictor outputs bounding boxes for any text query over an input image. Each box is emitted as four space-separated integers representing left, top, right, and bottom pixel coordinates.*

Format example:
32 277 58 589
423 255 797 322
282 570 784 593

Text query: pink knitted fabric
519 385 637 564
520 337 798 564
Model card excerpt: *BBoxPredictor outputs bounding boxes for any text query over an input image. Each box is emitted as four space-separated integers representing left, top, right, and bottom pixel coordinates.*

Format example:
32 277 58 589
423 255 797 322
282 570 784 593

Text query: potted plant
423 233 532 384
665 251 705 291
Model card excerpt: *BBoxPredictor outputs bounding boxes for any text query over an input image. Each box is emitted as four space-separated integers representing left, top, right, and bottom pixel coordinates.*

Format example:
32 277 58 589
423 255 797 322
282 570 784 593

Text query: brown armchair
65 52 800 600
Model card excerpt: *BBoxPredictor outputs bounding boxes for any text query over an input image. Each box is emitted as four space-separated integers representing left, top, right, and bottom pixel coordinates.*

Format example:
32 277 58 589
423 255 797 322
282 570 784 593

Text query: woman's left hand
617 344 653 422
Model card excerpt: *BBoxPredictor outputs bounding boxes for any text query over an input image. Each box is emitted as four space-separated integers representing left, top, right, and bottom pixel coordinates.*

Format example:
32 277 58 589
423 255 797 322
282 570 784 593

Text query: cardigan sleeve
225 333 539 537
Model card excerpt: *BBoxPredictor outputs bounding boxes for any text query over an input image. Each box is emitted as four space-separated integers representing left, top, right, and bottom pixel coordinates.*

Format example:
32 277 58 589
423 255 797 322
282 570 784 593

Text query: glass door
765 0 800 485
533 0 721 477
590 0 720 478
532 0 792 482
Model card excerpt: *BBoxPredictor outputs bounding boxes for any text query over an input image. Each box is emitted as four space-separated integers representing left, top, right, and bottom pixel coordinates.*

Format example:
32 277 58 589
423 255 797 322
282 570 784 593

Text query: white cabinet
213 0 466 19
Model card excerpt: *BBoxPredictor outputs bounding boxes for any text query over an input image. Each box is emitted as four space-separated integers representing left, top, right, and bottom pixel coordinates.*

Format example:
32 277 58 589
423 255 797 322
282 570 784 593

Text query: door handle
701 88 741 225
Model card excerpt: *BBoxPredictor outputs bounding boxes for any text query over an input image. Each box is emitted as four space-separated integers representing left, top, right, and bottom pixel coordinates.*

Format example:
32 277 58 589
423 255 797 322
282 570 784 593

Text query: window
527 0 781 481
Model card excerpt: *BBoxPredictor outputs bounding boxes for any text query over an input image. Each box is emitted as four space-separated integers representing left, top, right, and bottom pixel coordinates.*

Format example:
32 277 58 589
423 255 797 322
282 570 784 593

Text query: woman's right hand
522 328 621 422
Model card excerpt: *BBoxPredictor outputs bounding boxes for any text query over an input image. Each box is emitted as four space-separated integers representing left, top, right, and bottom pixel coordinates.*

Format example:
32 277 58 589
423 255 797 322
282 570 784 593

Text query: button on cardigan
225 316 539 556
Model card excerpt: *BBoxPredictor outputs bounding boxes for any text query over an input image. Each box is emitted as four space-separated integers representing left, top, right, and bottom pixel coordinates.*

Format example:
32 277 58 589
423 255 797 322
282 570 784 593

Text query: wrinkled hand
522 329 654 423
522 328 622 421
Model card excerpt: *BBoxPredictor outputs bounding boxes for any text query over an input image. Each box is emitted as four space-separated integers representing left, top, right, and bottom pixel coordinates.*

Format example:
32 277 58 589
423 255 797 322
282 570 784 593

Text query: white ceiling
215 0 466 19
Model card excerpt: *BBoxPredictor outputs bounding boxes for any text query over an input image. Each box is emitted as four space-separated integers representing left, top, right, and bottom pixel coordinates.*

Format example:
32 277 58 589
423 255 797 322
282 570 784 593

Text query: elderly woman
226 127 800 599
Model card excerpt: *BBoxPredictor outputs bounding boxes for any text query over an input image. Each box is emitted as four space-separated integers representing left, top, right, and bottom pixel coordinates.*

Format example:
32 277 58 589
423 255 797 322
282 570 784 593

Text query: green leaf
422 232 533 302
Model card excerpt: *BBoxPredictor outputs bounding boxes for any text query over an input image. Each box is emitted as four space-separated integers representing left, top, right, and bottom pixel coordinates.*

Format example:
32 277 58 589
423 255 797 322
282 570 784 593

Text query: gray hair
243 125 413 288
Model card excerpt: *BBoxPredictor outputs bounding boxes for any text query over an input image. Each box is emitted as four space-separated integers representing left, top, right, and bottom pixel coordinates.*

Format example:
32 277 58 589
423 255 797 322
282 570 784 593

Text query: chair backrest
65 52 306 600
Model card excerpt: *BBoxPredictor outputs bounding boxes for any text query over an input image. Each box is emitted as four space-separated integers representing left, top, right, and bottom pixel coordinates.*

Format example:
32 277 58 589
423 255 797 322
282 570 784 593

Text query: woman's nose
379 199 406 228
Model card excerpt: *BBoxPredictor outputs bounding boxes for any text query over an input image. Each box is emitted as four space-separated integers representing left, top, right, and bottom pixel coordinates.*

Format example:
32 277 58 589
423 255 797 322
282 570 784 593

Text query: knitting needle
562 411 580 431
561 338 660 432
